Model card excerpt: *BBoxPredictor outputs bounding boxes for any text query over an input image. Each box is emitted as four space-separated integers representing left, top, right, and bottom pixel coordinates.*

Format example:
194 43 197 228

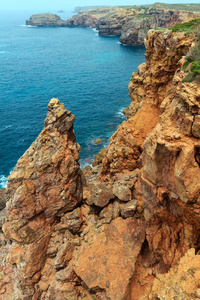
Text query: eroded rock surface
72 218 145 300
100 104 160 179
128 30 195 115
2 98 83 299
141 248 200 300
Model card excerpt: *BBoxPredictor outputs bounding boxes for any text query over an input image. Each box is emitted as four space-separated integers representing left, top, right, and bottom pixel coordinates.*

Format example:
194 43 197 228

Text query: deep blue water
0 10 146 188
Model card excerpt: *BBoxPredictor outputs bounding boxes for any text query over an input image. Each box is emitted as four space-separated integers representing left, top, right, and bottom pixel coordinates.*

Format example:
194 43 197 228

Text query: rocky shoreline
1 22 200 298
26 5 200 46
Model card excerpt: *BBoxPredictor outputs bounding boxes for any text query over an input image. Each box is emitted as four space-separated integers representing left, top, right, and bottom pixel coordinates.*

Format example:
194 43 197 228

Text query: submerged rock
94 138 103 145
92 146 107 167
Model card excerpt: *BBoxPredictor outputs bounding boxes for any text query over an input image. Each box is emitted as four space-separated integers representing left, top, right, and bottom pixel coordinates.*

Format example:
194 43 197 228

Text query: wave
0 168 14 189
117 41 127 46
0 175 7 189
116 107 126 118
79 157 94 169
92 28 98 32
20 24 38 27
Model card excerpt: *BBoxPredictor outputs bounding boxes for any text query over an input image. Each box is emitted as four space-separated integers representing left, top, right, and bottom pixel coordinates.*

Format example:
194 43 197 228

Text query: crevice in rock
195 146 200 166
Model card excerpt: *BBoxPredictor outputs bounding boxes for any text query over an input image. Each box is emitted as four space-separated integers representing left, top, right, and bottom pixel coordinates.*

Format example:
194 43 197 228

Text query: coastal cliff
26 4 200 46
66 5 200 46
1 22 200 300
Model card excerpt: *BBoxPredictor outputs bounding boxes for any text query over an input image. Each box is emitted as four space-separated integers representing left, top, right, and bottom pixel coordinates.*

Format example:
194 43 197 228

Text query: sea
0 10 146 189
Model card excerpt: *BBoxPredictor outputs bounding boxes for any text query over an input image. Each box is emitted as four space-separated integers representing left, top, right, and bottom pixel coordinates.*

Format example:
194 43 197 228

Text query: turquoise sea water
0 10 146 188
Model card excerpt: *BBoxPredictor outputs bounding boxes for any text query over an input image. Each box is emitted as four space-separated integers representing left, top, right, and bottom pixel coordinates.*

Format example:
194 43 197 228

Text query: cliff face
128 30 195 114
66 8 113 28
66 14 97 28
96 10 135 36
99 28 200 297
120 10 198 45
100 30 195 179
66 7 200 46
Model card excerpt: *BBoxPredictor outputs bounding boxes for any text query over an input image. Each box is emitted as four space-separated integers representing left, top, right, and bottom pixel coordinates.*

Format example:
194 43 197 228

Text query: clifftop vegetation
169 18 200 82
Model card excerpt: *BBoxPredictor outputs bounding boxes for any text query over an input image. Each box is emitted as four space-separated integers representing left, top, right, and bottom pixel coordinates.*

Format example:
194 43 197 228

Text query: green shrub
192 61 200 74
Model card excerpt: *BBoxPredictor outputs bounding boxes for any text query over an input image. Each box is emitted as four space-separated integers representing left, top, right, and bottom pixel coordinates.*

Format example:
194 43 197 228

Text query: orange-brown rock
128 30 195 115
140 61 200 271
72 217 145 300
98 29 200 298
100 104 160 179
141 248 200 300
2 98 83 299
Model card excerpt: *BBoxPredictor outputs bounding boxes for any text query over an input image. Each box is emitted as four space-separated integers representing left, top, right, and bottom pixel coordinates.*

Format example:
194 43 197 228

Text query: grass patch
135 14 154 20
169 18 200 33
155 27 167 30
151 2 200 12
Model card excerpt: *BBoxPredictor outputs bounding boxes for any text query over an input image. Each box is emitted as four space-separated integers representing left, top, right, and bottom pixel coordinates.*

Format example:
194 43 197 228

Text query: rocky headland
2 16 200 300
66 4 200 46
26 14 68 27
26 3 200 46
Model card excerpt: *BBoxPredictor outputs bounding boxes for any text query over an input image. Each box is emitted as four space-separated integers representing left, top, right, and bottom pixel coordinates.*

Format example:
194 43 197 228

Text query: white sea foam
20 25 38 28
92 28 98 33
0 168 14 189
116 107 126 117
117 41 127 46
79 157 94 169
0 175 7 189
